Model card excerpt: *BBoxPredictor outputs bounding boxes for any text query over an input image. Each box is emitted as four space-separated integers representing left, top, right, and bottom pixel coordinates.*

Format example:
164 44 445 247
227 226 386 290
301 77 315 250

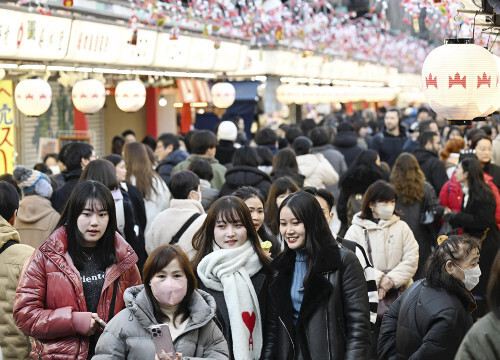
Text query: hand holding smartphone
150 324 175 358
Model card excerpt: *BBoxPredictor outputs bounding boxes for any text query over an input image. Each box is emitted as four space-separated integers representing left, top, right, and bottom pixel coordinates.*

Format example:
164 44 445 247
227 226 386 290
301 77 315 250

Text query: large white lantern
211 82 235 108
72 79 106 114
115 80 146 112
422 39 499 124
15 79 52 116
276 84 293 105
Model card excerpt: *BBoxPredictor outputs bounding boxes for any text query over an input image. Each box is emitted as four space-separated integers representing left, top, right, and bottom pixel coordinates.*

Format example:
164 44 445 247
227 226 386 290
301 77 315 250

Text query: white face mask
374 204 395 220
454 263 481 291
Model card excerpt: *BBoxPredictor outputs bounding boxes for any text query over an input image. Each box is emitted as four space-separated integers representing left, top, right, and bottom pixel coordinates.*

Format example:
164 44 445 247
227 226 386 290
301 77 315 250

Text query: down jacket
13 226 142 360
296 154 339 189
345 214 419 289
0 216 34 360
219 165 272 199
92 285 229 360
261 245 371 360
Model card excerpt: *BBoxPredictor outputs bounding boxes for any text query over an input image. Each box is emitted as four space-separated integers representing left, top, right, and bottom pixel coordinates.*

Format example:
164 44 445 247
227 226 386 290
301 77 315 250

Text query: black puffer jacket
219 165 272 199
412 148 448 195
270 169 305 188
333 131 363 167
369 125 407 168
50 168 82 213
262 246 371 360
378 279 476 360
156 149 189 185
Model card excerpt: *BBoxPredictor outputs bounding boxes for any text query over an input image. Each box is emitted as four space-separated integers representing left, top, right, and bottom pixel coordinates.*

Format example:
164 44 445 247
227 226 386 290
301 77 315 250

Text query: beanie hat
292 136 313 156
13 166 53 199
217 121 238 142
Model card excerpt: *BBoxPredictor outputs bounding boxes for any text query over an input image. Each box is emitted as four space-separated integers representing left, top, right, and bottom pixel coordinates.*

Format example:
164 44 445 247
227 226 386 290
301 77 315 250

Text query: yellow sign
0 80 15 174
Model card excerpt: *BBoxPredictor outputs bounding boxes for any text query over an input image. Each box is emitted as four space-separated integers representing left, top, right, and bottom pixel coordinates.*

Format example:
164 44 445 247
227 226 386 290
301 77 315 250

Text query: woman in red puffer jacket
13 180 141 360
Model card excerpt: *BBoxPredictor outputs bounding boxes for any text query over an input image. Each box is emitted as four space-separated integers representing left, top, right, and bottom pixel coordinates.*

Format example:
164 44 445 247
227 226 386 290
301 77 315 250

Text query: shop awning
230 81 260 101
176 79 211 103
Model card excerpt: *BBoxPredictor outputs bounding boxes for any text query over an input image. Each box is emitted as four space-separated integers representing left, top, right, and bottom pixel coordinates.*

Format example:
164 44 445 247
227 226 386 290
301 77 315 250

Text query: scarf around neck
197 240 263 360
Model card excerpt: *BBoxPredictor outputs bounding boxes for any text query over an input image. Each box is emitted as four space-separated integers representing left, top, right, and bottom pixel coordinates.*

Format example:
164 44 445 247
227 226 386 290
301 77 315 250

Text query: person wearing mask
14 181 141 360
192 196 271 359
147 171 206 260
93 245 229 360
51 142 96 213
412 131 448 195
172 130 227 190
443 157 500 318
155 133 189 185
43 153 60 175
262 191 371 359
370 107 408 168
187 158 220 212
264 177 300 236
379 235 480 360
13 166 59 249
0 181 34 360
455 249 500 359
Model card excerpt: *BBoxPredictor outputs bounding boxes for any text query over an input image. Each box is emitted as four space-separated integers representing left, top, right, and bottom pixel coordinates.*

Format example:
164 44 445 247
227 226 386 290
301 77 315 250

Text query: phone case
149 324 175 357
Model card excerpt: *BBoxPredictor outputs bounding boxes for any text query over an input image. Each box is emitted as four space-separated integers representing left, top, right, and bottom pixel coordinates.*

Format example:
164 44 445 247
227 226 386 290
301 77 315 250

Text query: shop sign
65 20 123 63
0 80 15 174
116 28 157 66
212 41 242 72
0 9 70 60
153 34 191 68
186 37 216 70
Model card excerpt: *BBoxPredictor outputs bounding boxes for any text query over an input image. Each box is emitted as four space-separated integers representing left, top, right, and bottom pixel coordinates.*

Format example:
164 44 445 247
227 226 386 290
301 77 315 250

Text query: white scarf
197 241 263 360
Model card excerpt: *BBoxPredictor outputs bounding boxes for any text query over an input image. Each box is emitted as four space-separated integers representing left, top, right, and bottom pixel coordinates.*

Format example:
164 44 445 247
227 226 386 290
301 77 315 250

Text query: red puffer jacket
440 172 500 230
13 226 142 360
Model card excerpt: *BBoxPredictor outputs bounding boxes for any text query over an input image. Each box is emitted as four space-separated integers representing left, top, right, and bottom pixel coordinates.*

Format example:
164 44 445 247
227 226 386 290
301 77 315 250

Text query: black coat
123 181 147 271
270 168 305 188
369 126 407 168
220 165 272 199
50 168 82 213
333 131 363 167
412 148 448 195
156 149 189 185
197 268 271 360
378 279 476 360
215 140 237 167
262 246 371 360
483 162 500 190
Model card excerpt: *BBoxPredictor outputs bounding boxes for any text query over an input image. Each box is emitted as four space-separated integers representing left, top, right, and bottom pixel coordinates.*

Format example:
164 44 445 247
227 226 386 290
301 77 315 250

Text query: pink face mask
150 278 188 306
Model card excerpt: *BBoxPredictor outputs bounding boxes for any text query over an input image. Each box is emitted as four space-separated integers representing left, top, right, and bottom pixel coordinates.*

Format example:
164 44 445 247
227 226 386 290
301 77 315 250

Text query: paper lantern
422 39 499 124
276 84 294 105
15 79 52 116
211 82 235 108
115 80 146 112
72 79 105 114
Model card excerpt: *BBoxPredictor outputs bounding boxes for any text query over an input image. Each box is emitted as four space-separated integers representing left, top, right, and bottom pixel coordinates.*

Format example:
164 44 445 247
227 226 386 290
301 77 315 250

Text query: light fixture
47 65 76 71
115 80 147 112
421 38 499 125
19 64 46 70
0 63 18 69
72 79 106 114
15 79 52 116
211 82 236 108
158 95 167 107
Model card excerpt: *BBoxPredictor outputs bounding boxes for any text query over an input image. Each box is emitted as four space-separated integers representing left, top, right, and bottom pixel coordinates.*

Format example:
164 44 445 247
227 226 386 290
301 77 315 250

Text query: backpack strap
363 228 374 266
339 237 357 253
107 279 119 322
0 240 17 254
171 213 202 245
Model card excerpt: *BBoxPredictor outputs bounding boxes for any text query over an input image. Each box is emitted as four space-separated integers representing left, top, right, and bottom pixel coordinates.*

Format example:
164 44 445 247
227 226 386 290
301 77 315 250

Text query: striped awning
176 79 211 103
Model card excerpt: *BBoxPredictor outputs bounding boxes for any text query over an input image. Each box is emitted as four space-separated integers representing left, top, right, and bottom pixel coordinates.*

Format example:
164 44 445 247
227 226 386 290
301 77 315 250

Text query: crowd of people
1 105 500 359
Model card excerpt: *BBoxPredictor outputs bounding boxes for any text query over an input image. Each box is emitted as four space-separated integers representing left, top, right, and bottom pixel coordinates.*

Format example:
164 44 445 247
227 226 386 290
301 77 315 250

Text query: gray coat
92 285 229 360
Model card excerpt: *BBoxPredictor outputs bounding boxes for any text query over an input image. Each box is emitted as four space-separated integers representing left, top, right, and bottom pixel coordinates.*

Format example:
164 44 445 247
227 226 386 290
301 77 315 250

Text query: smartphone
149 324 175 357
94 316 107 328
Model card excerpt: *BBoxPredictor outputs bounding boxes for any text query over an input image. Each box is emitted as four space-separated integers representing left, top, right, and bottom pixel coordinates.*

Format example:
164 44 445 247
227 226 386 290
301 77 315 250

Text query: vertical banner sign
0 80 15 174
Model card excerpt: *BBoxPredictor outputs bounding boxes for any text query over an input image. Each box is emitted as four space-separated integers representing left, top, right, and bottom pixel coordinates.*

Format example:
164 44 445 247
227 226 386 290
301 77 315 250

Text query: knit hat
217 121 238 142
13 166 53 198
292 136 313 156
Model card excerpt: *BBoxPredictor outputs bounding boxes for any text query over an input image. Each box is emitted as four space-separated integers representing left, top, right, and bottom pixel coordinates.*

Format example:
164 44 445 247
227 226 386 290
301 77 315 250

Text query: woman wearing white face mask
379 234 480 360
345 180 419 358
93 245 229 360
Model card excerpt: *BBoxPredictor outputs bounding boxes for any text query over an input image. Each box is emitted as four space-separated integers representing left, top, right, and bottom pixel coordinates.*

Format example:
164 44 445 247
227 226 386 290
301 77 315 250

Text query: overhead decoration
72 79 106 114
211 82 236 108
14 78 52 116
421 39 499 125
115 80 147 112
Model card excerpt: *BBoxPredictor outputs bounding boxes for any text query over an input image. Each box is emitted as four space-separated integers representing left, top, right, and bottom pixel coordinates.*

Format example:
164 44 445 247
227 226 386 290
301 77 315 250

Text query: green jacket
0 216 34 360
171 155 227 191
93 285 229 360
455 312 500 360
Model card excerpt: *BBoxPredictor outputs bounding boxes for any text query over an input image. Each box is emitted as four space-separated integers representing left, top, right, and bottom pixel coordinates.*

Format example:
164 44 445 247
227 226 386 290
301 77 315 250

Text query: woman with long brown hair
264 177 300 236
123 142 170 236
391 153 443 279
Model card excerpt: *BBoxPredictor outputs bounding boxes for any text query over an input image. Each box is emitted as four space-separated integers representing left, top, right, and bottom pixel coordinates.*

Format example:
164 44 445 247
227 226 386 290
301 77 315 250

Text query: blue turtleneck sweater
291 248 308 325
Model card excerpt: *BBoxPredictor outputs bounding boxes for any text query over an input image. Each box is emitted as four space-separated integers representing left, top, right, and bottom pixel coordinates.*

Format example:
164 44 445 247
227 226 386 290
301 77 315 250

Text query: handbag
363 229 402 323
420 186 434 225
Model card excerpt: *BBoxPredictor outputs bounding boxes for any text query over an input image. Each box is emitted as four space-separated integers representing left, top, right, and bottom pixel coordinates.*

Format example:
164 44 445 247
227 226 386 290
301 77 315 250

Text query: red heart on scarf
242 311 256 334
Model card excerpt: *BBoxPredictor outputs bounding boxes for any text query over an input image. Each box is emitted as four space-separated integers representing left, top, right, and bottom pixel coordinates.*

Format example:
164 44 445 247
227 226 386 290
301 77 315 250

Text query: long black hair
279 191 338 282
460 157 493 202
56 180 118 270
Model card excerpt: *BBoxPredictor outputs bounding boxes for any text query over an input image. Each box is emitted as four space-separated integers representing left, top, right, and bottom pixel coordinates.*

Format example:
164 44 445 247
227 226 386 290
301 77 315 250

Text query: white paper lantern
276 84 293 105
422 39 499 122
72 79 106 114
15 79 52 116
211 82 236 108
115 80 146 112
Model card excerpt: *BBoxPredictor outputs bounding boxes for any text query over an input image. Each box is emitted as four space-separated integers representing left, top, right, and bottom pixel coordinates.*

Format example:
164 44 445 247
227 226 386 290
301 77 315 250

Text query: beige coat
145 199 206 258
345 213 419 289
296 153 339 189
0 216 34 360
15 195 60 249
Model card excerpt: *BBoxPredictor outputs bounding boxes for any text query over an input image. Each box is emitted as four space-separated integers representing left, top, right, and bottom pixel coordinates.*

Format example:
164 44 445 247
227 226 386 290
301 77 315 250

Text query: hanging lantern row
14 79 147 116
421 39 500 125
276 84 397 105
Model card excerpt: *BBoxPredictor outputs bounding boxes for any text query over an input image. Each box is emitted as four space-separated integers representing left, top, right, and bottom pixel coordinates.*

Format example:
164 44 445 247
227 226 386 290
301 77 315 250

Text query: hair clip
437 235 448 246
460 149 475 155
